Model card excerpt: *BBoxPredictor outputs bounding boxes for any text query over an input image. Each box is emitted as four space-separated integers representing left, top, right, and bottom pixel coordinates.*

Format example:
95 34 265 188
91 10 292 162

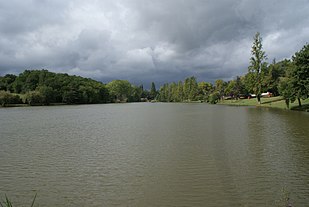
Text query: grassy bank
218 96 309 112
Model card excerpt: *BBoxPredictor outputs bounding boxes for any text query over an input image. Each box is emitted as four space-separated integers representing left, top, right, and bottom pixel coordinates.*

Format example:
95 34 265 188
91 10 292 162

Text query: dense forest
0 33 308 108
0 69 151 106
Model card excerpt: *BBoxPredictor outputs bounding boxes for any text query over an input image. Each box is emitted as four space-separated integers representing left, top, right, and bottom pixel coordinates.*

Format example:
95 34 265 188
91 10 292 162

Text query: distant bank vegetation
0 69 158 106
0 33 308 109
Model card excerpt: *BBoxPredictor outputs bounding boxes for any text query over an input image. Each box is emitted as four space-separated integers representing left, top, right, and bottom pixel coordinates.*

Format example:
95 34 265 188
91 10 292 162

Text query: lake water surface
0 103 308 206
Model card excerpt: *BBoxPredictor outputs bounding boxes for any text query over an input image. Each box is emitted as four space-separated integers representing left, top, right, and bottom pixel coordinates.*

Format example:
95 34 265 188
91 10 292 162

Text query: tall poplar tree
248 32 267 104
150 82 157 100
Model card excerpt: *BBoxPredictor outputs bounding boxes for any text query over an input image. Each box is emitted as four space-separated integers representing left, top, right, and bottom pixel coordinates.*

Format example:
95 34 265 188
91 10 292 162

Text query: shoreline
1 97 309 112
218 96 309 112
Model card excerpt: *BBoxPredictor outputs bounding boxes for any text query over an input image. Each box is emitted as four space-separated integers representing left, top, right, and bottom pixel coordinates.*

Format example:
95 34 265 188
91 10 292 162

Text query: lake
0 103 308 206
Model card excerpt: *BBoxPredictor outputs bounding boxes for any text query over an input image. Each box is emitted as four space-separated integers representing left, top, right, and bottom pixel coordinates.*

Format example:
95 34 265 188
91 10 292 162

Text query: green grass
218 96 309 111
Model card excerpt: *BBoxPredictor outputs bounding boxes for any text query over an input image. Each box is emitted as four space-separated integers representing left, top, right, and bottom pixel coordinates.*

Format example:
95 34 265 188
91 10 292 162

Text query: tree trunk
285 99 290 109
298 98 302 107
257 94 261 104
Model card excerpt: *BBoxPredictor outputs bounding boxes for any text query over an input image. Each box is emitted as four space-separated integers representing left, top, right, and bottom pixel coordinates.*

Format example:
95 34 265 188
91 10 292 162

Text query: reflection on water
0 103 308 206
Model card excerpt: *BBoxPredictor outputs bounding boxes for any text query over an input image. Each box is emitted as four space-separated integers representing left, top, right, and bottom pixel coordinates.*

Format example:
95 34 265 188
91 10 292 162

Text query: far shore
1 97 309 112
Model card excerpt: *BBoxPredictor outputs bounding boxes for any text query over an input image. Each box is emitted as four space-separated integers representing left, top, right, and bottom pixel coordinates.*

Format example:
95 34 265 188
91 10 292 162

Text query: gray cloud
0 0 309 87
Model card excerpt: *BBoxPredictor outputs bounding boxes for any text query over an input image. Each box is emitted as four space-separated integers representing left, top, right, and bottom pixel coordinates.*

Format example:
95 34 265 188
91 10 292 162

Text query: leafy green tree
97 85 110 103
24 91 44 105
62 89 79 104
197 81 213 101
158 83 169 102
0 91 21 106
235 76 245 97
129 85 143 102
177 81 184 101
248 32 268 104
278 77 294 109
169 82 178 102
36 85 55 105
183 78 190 100
214 79 226 100
224 80 236 98
150 82 157 100
291 43 309 106
106 80 132 102
183 76 198 101
263 59 288 96
188 77 198 101
224 77 245 99
79 85 96 103
208 91 220 104
0 74 17 92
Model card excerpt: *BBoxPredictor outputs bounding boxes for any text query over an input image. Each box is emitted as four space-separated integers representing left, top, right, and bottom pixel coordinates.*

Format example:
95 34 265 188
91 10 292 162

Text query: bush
0 91 22 106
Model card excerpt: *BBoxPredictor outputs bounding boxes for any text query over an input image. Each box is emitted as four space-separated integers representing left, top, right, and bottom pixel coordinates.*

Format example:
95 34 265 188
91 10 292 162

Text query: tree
188 77 198 101
214 79 226 100
97 85 110 103
0 91 21 106
183 76 198 101
177 81 184 101
158 83 169 102
24 91 44 105
0 74 17 92
106 80 132 102
291 43 309 107
197 81 213 102
36 85 55 105
129 85 143 102
262 59 286 96
278 77 294 109
208 91 220 104
169 82 178 102
248 32 267 104
150 82 157 100
224 80 237 98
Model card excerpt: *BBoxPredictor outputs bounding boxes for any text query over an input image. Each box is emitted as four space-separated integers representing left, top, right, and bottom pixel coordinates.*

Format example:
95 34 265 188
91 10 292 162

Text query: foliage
155 40 307 108
197 81 213 101
230 76 245 98
157 77 200 102
106 80 132 102
263 59 288 96
290 43 309 106
150 82 157 100
278 77 293 109
183 76 198 101
0 91 21 106
248 32 268 104
24 91 44 105
0 37 308 110
0 74 17 91
158 83 170 102
1 70 110 105
208 92 221 104
129 85 143 102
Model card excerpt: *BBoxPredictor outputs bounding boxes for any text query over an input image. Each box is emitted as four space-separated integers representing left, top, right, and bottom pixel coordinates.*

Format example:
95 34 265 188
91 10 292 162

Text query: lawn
218 96 309 111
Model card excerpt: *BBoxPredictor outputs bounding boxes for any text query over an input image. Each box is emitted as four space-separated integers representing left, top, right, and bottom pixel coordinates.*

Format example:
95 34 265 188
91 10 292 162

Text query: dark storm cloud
0 0 309 86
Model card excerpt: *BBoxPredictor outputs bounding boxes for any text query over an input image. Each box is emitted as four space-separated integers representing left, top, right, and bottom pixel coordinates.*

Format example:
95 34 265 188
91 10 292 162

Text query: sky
0 0 309 87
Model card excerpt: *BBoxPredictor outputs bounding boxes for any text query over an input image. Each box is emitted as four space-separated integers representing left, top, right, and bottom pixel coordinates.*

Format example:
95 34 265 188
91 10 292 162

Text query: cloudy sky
0 0 308 86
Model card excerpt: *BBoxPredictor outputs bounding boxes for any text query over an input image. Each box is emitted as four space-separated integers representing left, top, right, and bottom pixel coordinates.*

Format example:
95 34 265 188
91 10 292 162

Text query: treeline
0 33 308 108
157 59 291 104
0 70 154 106
157 34 308 108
